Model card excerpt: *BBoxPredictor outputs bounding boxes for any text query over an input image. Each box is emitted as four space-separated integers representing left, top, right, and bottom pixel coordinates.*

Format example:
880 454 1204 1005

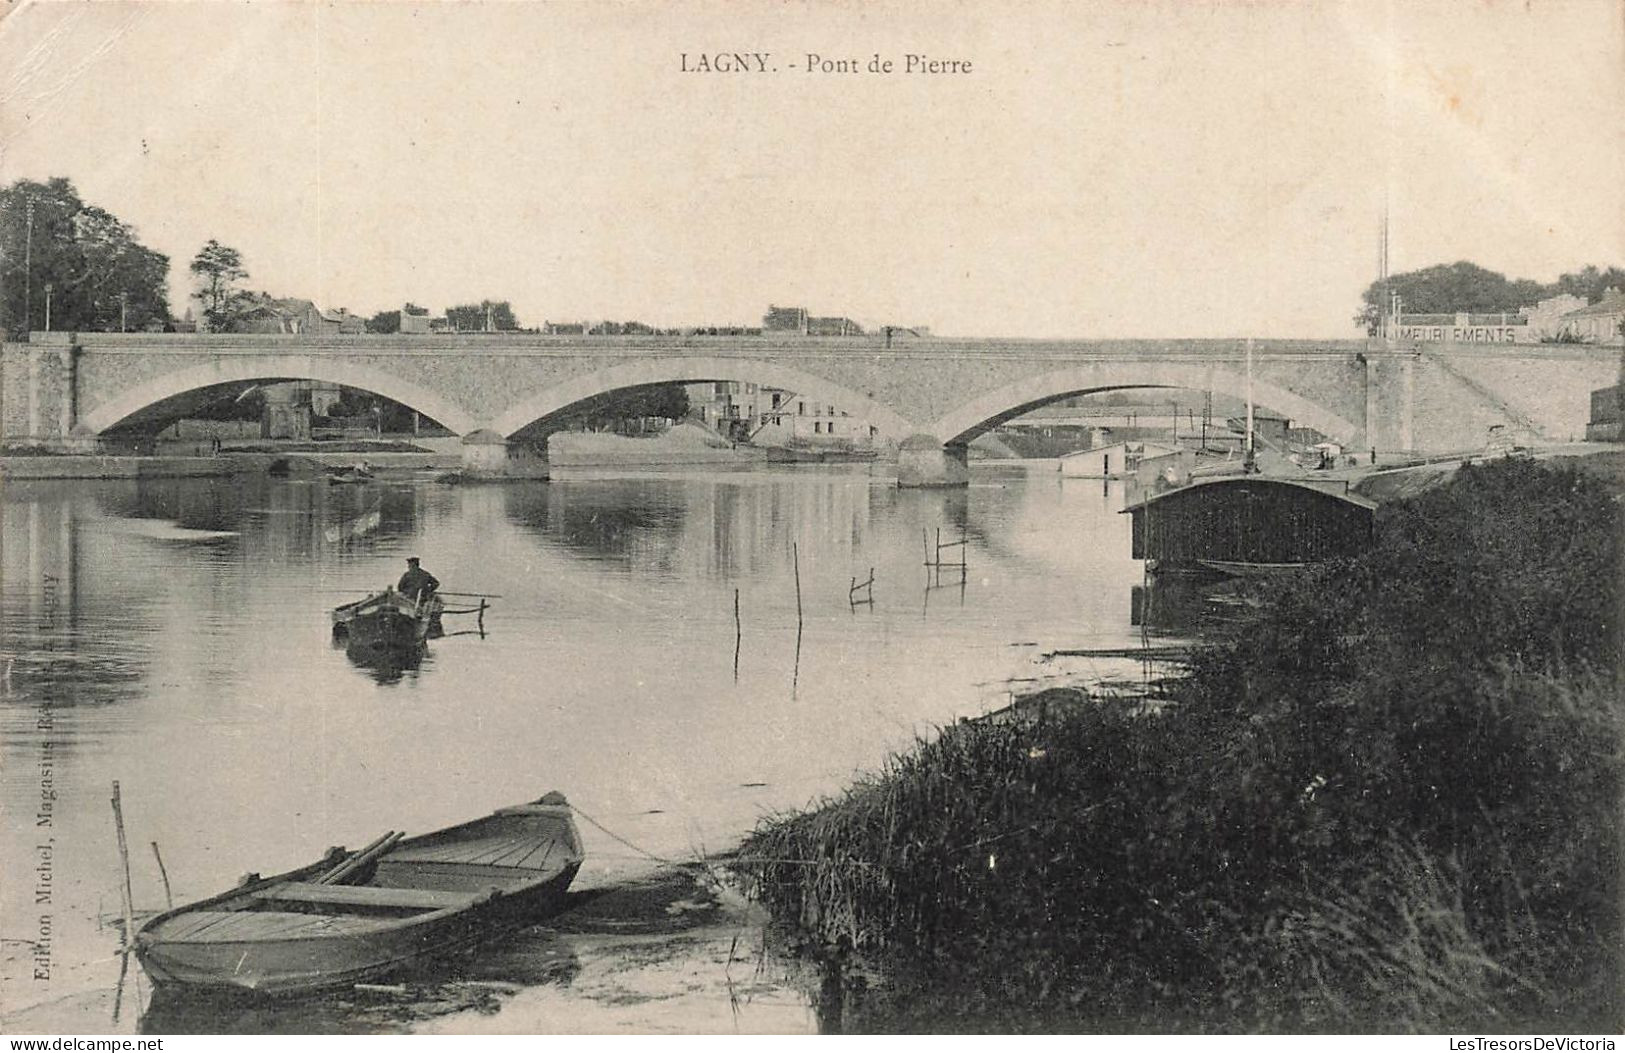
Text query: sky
1 0 1620 338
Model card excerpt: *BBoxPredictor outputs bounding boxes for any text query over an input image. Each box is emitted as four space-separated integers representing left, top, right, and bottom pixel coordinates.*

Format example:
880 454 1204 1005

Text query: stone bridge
2 332 1615 484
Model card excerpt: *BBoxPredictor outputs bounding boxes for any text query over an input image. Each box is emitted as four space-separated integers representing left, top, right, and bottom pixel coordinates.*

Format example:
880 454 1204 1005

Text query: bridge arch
929 361 1361 447
488 356 920 440
79 354 481 436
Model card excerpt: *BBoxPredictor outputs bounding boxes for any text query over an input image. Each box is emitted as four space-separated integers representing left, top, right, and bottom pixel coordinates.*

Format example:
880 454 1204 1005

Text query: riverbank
0 447 458 479
734 457 1623 1033
547 423 765 468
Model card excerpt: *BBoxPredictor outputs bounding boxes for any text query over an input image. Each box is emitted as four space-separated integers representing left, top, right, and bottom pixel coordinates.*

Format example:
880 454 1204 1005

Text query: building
761 304 864 336
318 307 367 335
807 315 864 336
1058 441 1179 479
1519 294 1588 341
223 295 367 335
1558 288 1625 345
686 382 878 447
399 304 451 334
763 305 808 332
230 295 323 334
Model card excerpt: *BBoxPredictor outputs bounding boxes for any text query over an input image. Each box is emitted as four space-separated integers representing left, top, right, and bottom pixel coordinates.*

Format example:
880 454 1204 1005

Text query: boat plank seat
387 835 559 869
252 881 481 911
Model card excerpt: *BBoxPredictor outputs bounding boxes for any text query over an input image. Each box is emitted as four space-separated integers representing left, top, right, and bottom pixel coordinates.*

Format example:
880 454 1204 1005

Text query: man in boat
397 557 439 600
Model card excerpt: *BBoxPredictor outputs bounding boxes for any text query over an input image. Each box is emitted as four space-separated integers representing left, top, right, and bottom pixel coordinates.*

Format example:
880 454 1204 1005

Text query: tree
189 240 251 332
445 300 519 332
0 177 173 334
1551 265 1625 304
367 310 401 334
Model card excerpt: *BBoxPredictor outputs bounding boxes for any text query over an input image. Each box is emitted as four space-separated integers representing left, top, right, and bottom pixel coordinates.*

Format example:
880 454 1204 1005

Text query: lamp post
23 199 33 336
43 282 53 333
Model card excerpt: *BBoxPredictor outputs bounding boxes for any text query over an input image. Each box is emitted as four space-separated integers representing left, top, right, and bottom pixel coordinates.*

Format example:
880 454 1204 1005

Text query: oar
435 592 503 599
316 831 402 885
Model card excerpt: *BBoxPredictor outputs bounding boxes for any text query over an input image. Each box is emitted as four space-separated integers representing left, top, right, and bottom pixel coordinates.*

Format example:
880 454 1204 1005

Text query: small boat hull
332 591 444 649
1193 559 1309 578
135 796 584 998
135 864 578 996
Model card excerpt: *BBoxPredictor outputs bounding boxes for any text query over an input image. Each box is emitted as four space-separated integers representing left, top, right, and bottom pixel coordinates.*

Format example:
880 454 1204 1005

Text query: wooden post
733 588 741 681
110 783 136 952
792 542 803 629
150 841 174 910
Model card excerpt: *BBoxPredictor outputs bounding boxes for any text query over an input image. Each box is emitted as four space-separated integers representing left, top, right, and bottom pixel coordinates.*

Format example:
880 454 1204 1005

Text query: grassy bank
735 459 1622 1033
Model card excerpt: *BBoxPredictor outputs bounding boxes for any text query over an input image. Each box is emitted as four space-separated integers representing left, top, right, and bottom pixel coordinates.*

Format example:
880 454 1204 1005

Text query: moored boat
133 793 584 997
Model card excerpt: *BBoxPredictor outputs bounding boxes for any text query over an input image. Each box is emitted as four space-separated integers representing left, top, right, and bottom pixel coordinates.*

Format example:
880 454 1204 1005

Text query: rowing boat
331 588 444 649
133 793 584 997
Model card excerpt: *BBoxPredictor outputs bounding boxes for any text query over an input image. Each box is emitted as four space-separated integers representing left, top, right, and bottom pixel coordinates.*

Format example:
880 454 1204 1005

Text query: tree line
0 177 530 337
1356 260 1625 333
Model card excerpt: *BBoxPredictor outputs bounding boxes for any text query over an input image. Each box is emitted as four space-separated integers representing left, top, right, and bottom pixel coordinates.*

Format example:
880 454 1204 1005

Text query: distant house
1559 288 1625 345
230 295 323 334
399 304 450 334
1519 294 1588 342
763 305 808 332
761 305 864 336
318 307 367 335
543 321 587 335
807 315 863 336
1059 440 1179 479
225 295 366 335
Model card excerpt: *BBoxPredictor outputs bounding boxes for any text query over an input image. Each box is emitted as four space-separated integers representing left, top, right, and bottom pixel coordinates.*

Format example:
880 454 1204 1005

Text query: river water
0 463 1149 1032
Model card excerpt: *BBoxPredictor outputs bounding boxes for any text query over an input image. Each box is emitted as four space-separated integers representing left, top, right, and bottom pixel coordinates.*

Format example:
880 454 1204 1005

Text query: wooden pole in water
110 783 136 948
150 841 174 910
733 588 741 681
792 543 803 629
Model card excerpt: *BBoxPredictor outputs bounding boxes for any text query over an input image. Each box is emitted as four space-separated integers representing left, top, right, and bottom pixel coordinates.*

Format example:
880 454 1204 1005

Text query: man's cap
406 556 420 564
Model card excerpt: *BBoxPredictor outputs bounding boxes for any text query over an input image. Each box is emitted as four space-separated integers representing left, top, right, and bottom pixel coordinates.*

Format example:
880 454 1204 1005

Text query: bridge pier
460 429 549 481
1359 350 1417 454
896 435 969 488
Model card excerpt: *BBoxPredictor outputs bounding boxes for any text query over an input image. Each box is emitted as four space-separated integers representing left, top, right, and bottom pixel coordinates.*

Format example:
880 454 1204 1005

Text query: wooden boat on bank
331 588 444 649
1193 559 1310 578
133 793 584 997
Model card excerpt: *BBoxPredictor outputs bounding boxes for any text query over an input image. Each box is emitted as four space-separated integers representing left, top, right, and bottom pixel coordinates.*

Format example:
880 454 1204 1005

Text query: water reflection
1130 571 1261 633
335 634 429 685
139 929 580 1035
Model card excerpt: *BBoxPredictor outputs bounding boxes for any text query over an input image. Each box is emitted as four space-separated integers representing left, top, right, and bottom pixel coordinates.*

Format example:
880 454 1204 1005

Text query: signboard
1393 325 1523 342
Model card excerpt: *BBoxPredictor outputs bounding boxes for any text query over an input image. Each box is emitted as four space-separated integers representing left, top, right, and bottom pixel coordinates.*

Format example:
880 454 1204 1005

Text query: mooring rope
567 803 682 866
